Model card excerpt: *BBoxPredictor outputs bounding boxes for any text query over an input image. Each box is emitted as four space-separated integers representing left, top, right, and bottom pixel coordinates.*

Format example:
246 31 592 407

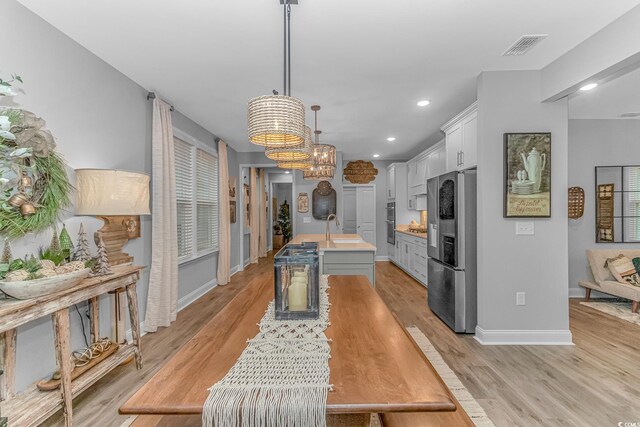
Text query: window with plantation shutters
627 166 640 241
196 149 218 252
175 137 194 258
173 132 219 261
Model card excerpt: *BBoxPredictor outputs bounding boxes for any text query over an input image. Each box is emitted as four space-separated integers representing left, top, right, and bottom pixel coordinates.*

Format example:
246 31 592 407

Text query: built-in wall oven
386 202 395 244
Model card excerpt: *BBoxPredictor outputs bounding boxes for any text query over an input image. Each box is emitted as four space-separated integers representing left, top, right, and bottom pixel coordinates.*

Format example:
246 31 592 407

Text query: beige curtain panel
259 168 267 258
217 141 231 286
145 98 178 333
250 167 259 264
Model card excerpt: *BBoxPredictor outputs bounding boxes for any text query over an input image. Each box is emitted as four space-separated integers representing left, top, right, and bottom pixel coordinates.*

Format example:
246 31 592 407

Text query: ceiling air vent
620 112 640 118
502 35 548 56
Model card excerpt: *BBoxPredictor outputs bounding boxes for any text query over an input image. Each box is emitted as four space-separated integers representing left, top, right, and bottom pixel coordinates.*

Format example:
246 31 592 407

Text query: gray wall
340 160 393 257
3 1 223 390
293 152 344 236
476 70 571 342
568 119 640 297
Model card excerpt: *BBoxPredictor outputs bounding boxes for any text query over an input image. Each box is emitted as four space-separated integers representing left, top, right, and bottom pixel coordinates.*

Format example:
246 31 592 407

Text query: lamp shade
75 169 151 216
266 125 313 163
248 95 306 147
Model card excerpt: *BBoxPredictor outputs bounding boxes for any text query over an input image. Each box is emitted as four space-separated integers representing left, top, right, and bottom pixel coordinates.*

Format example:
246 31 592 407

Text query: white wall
541 4 640 101
568 119 640 297
3 1 222 390
476 70 572 345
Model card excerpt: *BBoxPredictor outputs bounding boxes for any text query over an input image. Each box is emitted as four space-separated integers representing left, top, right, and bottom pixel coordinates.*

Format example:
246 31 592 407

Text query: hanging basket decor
0 109 72 239
568 186 585 219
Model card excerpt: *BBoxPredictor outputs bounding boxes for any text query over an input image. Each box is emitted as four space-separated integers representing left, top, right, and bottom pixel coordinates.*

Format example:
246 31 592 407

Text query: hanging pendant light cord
283 0 292 96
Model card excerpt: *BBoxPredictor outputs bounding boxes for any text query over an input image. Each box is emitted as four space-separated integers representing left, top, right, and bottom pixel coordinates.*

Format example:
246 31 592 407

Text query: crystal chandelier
303 105 337 180
247 0 305 149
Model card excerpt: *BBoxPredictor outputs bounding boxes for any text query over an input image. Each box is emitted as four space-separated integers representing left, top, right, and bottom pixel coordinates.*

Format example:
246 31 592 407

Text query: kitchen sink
330 238 364 244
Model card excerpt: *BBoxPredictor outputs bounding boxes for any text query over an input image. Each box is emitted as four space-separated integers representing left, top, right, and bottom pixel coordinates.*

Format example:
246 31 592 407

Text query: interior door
356 186 376 245
343 187 357 233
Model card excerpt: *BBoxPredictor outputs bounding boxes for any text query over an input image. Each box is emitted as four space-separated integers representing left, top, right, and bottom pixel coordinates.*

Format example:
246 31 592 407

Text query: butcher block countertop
288 233 377 252
120 275 456 416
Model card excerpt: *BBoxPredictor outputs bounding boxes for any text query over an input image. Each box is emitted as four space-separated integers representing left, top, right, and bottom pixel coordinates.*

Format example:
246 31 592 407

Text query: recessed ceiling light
284 170 291 174
417 100 430 107
386 137 396 142
373 154 380 158
580 83 598 91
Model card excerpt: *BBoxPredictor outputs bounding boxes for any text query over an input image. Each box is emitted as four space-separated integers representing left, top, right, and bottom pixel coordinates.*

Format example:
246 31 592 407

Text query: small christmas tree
49 226 61 253
59 224 74 256
73 223 92 262
1 239 12 264
277 200 292 242
92 233 112 276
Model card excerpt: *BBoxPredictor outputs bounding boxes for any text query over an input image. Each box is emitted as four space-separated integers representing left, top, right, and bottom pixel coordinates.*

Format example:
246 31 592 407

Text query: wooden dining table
120 274 457 418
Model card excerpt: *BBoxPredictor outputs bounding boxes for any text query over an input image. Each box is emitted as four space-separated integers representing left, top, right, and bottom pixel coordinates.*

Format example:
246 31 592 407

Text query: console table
0 265 144 427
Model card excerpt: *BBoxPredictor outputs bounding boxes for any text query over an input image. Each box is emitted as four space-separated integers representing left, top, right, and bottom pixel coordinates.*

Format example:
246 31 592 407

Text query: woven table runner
203 275 332 427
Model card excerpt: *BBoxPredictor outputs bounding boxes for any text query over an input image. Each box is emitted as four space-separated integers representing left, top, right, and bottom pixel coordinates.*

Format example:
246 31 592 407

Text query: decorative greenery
277 200 292 242
0 76 72 239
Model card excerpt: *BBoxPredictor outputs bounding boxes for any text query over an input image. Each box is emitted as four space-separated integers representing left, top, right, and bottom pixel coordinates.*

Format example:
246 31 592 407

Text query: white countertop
288 234 377 252
395 228 427 239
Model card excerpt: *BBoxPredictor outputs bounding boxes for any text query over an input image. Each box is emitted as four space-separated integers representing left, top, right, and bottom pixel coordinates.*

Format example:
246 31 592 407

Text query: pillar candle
288 281 308 311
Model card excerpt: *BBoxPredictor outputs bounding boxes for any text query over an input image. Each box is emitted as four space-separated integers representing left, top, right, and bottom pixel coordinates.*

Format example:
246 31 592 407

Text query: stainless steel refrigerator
427 169 477 333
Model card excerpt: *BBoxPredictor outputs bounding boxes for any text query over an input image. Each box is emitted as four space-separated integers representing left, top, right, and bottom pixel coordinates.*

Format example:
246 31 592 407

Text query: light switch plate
303 217 311 223
516 221 534 235
516 292 526 306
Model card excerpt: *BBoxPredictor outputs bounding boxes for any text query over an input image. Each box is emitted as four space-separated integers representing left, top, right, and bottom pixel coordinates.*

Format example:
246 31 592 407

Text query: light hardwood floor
41 255 640 426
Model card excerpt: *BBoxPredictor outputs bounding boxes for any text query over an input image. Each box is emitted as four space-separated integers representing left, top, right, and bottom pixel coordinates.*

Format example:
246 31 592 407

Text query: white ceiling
569 66 640 119
17 0 640 160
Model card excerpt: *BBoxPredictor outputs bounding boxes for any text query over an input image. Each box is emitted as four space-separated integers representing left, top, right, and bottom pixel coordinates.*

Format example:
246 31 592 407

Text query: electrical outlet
516 221 534 235
303 217 311 223
516 292 526 306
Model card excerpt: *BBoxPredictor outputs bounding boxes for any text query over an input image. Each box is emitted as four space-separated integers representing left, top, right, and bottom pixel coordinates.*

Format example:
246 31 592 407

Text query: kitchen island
288 234 376 286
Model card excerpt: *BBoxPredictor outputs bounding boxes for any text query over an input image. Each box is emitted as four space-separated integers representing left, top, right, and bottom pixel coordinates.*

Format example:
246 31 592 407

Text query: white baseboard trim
178 278 217 311
230 265 241 276
375 255 389 261
126 278 217 342
474 326 573 346
569 287 616 299
569 287 585 298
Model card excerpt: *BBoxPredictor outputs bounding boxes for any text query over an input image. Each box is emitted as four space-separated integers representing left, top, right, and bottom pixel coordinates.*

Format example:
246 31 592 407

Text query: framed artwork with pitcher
503 133 551 218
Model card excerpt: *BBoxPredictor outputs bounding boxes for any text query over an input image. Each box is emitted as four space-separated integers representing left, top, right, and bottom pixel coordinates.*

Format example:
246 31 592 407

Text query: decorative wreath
0 108 71 239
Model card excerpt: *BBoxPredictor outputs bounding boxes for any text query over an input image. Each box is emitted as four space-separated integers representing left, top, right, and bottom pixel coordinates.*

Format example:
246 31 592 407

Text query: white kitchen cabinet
392 232 428 287
427 143 446 179
407 154 428 197
387 164 396 200
442 102 477 172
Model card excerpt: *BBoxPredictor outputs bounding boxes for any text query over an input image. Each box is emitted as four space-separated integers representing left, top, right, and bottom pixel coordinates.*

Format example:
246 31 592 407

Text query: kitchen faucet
325 213 340 241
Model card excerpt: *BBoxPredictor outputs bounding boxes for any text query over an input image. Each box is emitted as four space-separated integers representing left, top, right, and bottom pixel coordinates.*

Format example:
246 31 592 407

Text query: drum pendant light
273 126 314 169
247 0 305 148
303 105 337 180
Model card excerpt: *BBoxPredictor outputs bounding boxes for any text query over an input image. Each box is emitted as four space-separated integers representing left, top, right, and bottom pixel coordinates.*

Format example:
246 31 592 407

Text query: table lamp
75 169 151 265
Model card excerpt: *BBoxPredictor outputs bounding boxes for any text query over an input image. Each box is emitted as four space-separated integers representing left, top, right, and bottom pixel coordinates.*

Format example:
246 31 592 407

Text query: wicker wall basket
568 186 585 219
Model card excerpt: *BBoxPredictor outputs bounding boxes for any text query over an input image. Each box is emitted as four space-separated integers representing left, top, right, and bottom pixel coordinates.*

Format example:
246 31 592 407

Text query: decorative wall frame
243 183 250 228
503 133 551 218
297 192 309 213
312 181 337 220
595 165 640 243
343 160 378 184
229 176 237 224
